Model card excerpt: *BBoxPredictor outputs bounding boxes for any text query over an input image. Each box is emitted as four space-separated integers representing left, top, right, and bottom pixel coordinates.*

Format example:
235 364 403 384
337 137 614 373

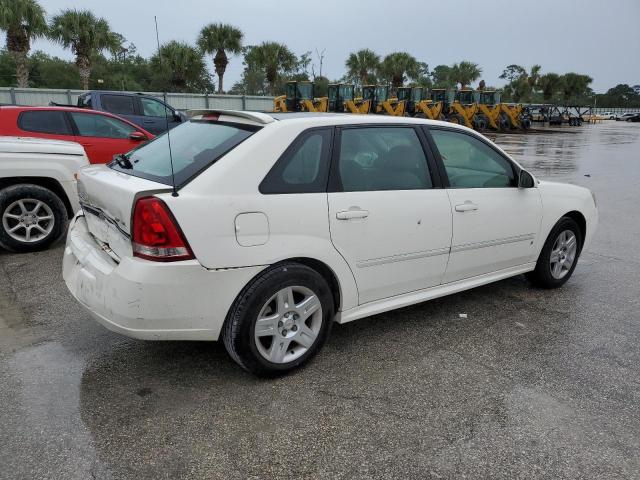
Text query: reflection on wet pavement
1 122 639 479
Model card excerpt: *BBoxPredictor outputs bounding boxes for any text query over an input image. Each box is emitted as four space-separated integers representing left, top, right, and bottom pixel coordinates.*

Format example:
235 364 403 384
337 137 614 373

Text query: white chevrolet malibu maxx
63 111 597 376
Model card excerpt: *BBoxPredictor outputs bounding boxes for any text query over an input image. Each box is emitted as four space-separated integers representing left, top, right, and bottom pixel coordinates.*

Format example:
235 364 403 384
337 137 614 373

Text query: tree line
1 0 638 107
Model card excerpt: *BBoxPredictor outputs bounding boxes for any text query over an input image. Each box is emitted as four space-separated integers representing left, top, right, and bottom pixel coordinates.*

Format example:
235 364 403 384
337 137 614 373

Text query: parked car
615 112 639 121
0 106 154 164
76 91 185 135
0 136 88 252
624 113 640 122
63 111 598 376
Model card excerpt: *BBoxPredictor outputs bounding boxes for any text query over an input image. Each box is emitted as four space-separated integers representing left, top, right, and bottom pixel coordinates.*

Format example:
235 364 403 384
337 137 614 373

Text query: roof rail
186 109 275 125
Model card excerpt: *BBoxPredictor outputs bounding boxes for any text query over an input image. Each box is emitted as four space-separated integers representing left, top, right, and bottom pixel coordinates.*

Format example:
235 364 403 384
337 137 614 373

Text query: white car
0 136 88 252
63 111 598 376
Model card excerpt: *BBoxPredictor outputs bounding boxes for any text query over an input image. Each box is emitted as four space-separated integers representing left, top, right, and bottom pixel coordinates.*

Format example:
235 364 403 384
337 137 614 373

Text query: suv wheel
526 217 582 289
0 184 68 253
222 262 334 376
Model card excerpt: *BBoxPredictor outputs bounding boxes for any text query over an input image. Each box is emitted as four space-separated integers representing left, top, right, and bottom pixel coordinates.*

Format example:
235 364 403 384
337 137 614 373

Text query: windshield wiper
113 153 133 169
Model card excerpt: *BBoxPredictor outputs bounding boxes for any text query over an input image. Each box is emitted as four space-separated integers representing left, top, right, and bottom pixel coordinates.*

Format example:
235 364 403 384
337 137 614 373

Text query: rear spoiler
186 109 275 125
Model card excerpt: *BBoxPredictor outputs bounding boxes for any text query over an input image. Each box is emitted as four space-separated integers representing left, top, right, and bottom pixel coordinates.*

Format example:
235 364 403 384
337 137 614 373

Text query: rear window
110 120 259 187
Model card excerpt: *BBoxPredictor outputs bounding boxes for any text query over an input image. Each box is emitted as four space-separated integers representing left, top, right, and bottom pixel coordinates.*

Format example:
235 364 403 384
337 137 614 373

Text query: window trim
17 110 74 136
259 126 334 195
327 124 442 193
423 125 520 189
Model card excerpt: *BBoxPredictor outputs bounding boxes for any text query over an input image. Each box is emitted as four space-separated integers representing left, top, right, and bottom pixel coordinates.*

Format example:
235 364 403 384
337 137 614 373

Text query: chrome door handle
455 202 478 212
336 208 369 220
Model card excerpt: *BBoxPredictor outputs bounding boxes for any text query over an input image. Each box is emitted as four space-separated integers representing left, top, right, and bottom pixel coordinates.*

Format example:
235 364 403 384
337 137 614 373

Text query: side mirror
129 131 147 141
518 169 535 188
173 111 183 122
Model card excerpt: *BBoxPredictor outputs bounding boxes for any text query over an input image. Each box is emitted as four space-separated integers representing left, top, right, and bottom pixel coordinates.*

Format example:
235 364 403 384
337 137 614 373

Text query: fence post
9 88 16 105
205 93 210 109
66 89 72 105
242 95 246 110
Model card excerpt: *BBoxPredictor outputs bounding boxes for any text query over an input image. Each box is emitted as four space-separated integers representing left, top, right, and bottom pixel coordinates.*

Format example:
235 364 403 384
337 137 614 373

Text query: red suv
0 106 154 164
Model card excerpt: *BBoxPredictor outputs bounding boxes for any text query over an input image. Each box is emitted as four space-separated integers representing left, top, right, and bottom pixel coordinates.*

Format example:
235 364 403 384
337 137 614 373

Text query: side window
141 97 171 117
260 129 332 194
70 112 136 139
101 95 135 115
337 127 432 192
18 111 72 135
429 129 515 188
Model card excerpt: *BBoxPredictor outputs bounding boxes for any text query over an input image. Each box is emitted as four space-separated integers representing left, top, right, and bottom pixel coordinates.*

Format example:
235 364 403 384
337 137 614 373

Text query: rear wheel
526 217 582 289
222 262 334 376
0 184 67 253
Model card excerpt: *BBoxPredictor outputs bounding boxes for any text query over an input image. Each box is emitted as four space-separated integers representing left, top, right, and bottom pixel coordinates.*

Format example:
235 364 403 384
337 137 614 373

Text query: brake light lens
132 197 194 262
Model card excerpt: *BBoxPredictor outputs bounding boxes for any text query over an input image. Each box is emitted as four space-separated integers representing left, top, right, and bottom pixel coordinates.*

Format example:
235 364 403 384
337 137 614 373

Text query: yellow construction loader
328 84 370 114
273 81 328 112
475 90 505 130
362 85 406 116
448 88 478 129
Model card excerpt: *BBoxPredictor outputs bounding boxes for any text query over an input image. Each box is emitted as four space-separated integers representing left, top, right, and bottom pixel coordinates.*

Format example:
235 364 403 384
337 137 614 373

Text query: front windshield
111 120 259 187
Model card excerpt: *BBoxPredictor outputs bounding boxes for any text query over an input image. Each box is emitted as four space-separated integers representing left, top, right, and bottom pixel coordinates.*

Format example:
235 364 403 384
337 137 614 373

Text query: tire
222 262 334 376
0 184 68 253
526 217 582 289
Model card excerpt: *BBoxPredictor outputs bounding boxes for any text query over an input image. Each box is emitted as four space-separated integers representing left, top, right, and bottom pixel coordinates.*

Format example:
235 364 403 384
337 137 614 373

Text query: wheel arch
279 257 342 313
562 210 586 253
0 177 73 218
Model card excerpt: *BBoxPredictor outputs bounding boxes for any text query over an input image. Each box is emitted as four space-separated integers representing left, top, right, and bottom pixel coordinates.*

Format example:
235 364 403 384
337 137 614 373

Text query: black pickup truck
74 91 186 135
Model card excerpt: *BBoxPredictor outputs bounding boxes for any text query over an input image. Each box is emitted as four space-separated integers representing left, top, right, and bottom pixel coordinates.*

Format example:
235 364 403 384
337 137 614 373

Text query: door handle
455 201 478 212
336 208 369 220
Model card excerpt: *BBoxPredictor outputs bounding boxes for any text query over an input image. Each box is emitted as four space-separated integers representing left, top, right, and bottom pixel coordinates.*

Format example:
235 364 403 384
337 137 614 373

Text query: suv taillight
132 197 194 262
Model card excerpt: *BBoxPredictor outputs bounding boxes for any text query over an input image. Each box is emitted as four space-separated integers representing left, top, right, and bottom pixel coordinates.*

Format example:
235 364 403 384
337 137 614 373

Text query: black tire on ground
0 184 68 253
525 216 583 289
222 262 334 376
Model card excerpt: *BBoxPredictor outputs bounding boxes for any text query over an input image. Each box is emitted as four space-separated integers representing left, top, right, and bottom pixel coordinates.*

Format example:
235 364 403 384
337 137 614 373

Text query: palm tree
345 48 380 87
538 73 563 102
48 9 121 90
379 52 421 89
0 0 47 88
450 61 482 89
247 41 296 95
197 23 243 94
152 40 209 92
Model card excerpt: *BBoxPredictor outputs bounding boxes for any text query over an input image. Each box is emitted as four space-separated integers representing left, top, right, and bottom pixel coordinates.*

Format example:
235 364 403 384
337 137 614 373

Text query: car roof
187 109 469 131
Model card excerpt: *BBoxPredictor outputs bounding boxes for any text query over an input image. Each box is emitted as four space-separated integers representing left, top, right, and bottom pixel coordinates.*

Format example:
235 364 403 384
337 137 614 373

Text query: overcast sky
32 0 640 93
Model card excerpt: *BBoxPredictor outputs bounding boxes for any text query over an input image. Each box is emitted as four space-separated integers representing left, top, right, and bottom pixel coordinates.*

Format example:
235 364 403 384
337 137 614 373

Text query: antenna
154 15 178 197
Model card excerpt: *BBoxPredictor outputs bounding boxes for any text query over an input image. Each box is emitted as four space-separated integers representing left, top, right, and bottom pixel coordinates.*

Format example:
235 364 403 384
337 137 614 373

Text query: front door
427 127 542 283
328 126 452 305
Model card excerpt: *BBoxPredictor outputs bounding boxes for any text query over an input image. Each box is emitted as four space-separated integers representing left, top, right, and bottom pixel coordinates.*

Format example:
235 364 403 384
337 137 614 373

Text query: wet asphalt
1 122 639 480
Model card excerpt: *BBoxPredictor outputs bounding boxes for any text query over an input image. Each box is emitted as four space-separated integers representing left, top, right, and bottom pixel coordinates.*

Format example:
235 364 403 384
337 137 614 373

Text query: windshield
110 120 259 187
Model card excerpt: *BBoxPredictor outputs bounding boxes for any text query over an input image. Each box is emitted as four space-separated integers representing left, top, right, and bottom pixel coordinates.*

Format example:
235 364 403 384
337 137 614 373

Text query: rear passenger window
18 111 71 135
260 129 332 194
101 95 135 115
337 127 432 192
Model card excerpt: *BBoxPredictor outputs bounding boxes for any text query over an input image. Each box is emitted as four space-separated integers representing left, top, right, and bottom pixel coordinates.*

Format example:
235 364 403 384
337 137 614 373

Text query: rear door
327 125 452 305
68 111 143 164
98 93 138 125
426 127 542 283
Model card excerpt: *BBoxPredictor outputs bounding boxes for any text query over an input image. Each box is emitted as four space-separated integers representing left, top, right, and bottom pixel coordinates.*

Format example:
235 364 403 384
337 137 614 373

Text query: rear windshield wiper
113 153 133 169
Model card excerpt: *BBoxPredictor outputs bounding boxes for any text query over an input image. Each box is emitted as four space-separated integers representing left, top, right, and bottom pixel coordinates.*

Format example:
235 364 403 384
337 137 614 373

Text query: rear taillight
132 197 194 262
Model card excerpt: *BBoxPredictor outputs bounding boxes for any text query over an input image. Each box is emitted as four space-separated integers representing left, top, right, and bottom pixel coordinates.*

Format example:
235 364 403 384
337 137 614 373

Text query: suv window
429 129 515 188
260 129 332 194
141 97 171 117
337 127 432 192
101 95 135 115
70 112 136 138
18 110 72 135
